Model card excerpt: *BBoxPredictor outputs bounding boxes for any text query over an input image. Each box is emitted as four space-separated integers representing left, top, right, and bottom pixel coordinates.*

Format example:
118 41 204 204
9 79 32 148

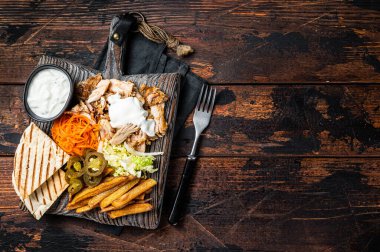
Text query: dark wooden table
1 1 380 251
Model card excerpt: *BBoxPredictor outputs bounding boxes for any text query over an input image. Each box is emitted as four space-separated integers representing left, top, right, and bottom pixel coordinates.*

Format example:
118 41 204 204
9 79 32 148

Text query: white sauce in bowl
108 94 156 137
26 68 71 119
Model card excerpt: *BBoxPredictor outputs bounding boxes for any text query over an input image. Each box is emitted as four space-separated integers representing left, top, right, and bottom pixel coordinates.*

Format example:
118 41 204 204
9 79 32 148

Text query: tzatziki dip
26 68 71 119
107 94 156 137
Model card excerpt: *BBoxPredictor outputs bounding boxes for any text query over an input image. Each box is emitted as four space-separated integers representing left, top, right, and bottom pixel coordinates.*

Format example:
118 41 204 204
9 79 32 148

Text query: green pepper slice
73 161 82 172
83 173 102 187
66 156 85 178
68 178 83 195
83 148 97 158
65 169 75 183
65 166 85 182
84 151 107 177
67 156 83 170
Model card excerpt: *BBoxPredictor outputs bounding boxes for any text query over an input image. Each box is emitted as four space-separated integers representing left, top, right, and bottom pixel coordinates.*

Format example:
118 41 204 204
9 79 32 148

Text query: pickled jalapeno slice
84 151 107 177
83 173 102 187
67 178 83 195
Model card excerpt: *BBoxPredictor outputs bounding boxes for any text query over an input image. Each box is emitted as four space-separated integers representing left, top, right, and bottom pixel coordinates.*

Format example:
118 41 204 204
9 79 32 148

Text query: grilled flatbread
12 169 68 220
13 122 70 200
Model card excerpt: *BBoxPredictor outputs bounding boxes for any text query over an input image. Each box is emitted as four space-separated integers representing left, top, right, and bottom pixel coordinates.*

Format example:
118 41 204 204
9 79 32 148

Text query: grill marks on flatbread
42 143 52 190
13 123 70 200
13 170 68 220
20 139 30 199
36 140 45 192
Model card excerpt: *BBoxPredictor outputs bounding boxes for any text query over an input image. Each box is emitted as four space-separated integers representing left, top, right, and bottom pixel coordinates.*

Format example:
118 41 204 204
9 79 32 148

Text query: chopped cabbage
102 141 158 178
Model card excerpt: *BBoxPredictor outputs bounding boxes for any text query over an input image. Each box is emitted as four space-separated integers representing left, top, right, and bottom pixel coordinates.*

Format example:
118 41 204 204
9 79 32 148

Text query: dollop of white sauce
108 94 156 137
27 68 70 119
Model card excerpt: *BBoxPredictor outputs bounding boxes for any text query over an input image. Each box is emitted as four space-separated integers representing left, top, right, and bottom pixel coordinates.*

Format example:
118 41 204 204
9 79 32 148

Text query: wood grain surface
1 84 379 157
2 156 380 251
0 0 380 84
1 0 380 251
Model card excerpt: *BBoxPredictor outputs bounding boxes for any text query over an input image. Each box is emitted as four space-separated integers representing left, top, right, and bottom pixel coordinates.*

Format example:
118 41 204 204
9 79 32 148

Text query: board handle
103 14 137 79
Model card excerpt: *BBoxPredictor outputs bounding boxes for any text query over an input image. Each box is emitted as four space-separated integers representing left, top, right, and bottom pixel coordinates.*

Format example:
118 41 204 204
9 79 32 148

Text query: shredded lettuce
102 141 158 178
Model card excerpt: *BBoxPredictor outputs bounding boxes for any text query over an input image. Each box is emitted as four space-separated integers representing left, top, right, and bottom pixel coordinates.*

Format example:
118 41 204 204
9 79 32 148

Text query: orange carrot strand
51 113 99 156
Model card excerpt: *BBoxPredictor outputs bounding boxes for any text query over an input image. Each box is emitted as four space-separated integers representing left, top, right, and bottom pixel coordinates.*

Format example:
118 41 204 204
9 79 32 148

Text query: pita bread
13 169 68 220
13 122 70 200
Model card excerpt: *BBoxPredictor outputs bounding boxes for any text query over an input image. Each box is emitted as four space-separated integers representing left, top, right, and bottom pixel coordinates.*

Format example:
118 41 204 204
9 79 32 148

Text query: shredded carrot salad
51 113 100 156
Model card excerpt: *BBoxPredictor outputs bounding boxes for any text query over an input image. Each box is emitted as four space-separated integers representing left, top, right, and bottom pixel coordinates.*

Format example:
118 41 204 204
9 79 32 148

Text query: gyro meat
139 84 168 107
92 97 107 117
135 142 146 152
87 79 111 103
73 75 169 151
76 73 102 100
150 103 167 137
126 130 148 150
99 118 115 140
71 100 90 114
110 123 139 145
109 79 134 97
69 101 94 122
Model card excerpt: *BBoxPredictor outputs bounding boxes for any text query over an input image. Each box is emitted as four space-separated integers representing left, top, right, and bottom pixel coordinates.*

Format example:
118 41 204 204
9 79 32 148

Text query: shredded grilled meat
99 118 114 140
110 124 139 145
150 103 167 137
87 79 111 103
72 76 169 150
75 73 102 100
109 79 134 97
139 84 168 106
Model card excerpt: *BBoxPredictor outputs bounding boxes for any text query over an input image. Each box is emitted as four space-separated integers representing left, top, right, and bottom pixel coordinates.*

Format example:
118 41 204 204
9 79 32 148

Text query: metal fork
169 84 216 225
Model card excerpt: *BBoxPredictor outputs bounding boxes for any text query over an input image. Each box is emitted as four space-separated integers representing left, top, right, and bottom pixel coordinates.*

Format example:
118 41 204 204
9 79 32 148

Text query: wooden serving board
25 54 180 229
18 16 181 229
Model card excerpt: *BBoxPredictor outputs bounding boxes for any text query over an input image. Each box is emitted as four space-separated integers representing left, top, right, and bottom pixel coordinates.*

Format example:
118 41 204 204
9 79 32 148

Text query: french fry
71 176 129 205
76 204 98 213
108 203 153 219
103 176 114 182
66 198 90 210
88 183 124 208
99 205 118 213
69 186 93 204
103 175 134 183
145 188 153 195
100 201 134 213
135 193 145 200
112 179 157 209
103 167 115 176
100 178 140 209
135 198 152 204
100 200 137 213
